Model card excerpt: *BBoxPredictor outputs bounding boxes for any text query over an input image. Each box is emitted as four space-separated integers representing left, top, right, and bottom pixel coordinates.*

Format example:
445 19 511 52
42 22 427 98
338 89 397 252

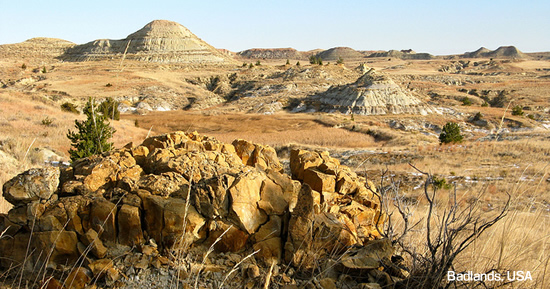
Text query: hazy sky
1 0 549 55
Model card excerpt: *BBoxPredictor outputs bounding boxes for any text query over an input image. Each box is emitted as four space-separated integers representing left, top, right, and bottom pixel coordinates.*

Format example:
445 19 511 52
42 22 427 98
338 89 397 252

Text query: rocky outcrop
1 131 402 288
314 68 434 115
61 20 232 64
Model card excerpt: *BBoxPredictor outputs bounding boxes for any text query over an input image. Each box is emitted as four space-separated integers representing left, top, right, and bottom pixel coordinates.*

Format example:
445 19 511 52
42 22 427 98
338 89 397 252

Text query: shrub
255 60 261 66
336 57 344 64
42 66 47 73
41 117 54 127
296 61 300 66
439 122 463 144
98 97 120 120
67 97 116 162
21 63 27 70
60 102 79 114
378 166 510 289
432 175 452 190
461 96 472 106
511 105 524 116
286 59 290 65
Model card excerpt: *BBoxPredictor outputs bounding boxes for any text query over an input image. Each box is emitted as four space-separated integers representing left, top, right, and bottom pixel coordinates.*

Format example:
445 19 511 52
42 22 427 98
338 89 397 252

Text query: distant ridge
0 38 75 63
237 48 304 60
462 46 528 59
61 20 231 64
367 49 433 60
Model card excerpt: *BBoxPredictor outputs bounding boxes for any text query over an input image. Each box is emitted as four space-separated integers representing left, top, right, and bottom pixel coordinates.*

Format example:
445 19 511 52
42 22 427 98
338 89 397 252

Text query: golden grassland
124 111 377 148
0 92 152 213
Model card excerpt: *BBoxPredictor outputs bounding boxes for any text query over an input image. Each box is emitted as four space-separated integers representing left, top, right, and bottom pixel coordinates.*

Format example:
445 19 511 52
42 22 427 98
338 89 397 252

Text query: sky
1 0 549 55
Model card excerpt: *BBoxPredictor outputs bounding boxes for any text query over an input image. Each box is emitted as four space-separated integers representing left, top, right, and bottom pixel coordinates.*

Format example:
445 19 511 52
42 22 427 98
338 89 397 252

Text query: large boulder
2 167 60 205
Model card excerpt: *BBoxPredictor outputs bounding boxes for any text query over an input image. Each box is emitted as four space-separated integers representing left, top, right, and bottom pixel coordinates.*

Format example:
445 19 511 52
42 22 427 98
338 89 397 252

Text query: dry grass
123 111 377 149
385 177 550 288
0 92 152 213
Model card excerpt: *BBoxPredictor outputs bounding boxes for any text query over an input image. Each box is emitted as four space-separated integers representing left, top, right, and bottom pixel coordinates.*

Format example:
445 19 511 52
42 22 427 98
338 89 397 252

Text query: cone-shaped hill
316 47 365 61
61 20 231 63
462 47 492 58
315 69 433 115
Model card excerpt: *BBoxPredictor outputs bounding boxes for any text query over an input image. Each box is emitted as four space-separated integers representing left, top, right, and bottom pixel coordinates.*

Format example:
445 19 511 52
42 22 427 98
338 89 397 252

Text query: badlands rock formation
316 47 365 61
62 20 231 63
237 48 305 60
316 68 433 115
462 46 527 59
367 49 433 60
1 132 406 288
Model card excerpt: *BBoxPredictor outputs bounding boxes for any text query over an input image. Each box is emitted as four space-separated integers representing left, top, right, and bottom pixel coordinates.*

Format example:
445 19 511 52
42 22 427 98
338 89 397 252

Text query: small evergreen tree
286 59 290 65
309 55 323 65
439 122 463 144
511 105 524 116
67 97 116 162
98 97 120 120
